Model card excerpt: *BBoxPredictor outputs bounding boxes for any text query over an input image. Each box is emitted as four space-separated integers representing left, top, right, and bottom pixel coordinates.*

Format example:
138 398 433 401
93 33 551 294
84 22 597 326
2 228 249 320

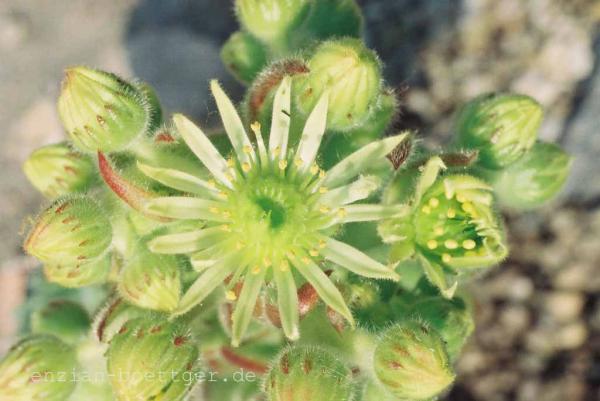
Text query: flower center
254 196 287 229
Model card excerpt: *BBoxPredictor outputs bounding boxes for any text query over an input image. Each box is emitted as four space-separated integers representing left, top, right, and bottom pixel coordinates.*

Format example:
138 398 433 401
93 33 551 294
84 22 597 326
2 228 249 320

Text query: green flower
490 141 572 209
295 38 382 132
58 66 154 153
31 300 91 345
456 93 542 169
380 158 507 297
0 335 78 401
374 320 455 401
106 316 199 401
23 142 96 199
141 78 407 345
264 346 354 401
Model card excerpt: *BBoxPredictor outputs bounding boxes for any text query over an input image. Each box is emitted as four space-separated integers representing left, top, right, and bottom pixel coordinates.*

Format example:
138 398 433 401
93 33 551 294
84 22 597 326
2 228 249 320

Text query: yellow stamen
427 240 438 250
434 227 444 236
301 256 311 264
227 158 235 167
280 260 289 272
207 179 216 188
222 211 232 219
456 194 467 203
429 198 440 208
462 202 474 213
320 205 331 214
242 162 251 172
462 239 476 250
219 191 228 199
226 291 237 301
421 206 431 214
310 164 320 175
337 208 347 218
243 145 253 154
220 224 232 232
251 265 261 275
319 239 327 249
209 207 220 214
309 249 319 257
319 187 328 194
447 209 456 218
295 158 303 167
250 121 261 133
263 257 272 267
442 253 452 263
279 159 288 170
319 169 326 178
445 240 458 249
272 146 281 157
225 172 234 181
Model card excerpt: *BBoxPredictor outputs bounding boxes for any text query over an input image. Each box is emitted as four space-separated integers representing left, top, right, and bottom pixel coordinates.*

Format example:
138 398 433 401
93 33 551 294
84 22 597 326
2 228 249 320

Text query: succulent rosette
380 157 508 297
140 77 407 345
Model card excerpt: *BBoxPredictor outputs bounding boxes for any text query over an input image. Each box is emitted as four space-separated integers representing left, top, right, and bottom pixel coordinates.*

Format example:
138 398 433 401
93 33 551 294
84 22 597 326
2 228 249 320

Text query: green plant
1 1 572 400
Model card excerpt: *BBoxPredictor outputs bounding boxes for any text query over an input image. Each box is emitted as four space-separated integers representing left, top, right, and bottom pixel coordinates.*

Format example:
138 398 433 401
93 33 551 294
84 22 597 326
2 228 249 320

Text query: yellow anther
301 256 311 264
319 239 327 249
447 209 456 218
208 179 217 188
456 194 467 203
444 239 458 249
272 146 281 157
219 191 228 199
279 159 288 170
319 187 328 194
243 145 253 154
227 158 235 167
309 249 319 257
226 290 237 301
427 240 438 250
429 198 440 208
263 257 272 267
462 202 474 213
294 158 303 167
251 265 261 275
280 260 289 272
250 121 261 132
442 253 452 263
310 164 320 175
220 224 232 232
434 227 444 236
337 208 347 218
320 205 331 214
421 206 431 214
462 239 476 250
225 172 234 181
222 211 232 219
319 169 326 178
242 162 251 172
209 207 220 214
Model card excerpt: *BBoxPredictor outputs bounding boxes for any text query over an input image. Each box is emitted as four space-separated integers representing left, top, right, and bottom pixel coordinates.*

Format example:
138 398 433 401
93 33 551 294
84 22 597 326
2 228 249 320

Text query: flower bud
222 31 268 84
31 300 91 345
118 246 181 312
44 253 111 288
413 175 507 271
295 38 382 132
302 0 363 40
0 335 78 401
411 295 474 360
107 316 200 401
235 0 311 46
374 320 455 400
456 93 542 168
24 196 112 268
265 346 354 401
491 141 572 209
58 66 151 152
23 142 96 199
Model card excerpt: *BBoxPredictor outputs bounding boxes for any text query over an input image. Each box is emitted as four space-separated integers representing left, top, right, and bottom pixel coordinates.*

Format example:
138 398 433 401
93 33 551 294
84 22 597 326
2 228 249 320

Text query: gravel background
0 1 598 400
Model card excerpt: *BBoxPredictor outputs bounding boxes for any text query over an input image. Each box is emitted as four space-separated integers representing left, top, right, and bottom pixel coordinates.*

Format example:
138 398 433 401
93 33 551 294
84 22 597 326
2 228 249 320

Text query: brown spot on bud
174 336 187 347
280 353 290 374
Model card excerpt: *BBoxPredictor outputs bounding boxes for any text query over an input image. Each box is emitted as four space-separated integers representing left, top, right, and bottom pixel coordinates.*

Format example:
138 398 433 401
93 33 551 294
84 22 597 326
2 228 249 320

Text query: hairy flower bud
302 0 363 40
295 38 382 132
374 320 455 400
44 253 111 288
31 300 91 345
58 66 151 152
24 195 112 267
222 31 268 84
235 0 311 46
411 295 474 360
456 93 542 168
490 141 572 209
118 246 181 312
264 346 354 401
107 317 200 401
23 142 96 199
0 335 78 401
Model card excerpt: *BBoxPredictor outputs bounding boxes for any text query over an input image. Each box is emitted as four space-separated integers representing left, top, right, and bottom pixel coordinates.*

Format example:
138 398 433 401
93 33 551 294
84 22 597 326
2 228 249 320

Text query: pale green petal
322 238 400 281
273 267 299 340
295 91 329 172
414 156 446 205
211 80 254 165
148 227 226 254
144 197 228 221
268 76 292 159
291 257 354 326
320 175 381 206
323 132 410 188
336 204 410 224
173 114 232 187
137 161 218 197
418 254 457 299
173 255 239 316
190 245 223 271
231 268 267 347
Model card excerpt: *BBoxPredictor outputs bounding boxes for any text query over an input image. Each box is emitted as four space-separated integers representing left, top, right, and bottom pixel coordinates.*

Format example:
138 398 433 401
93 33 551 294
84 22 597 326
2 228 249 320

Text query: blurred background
0 0 599 400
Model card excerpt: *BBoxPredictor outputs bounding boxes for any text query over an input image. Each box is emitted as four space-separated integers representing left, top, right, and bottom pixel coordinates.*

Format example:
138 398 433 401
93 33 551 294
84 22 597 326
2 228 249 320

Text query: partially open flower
455 93 542 169
23 142 96 199
380 158 507 297
31 300 91 345
295 38 382 132
264 346 354 401
142 78 407 345
490 141 572 209
106 316 199 401
24 195 113 268
0 335 78 401
373 320 455 401
58 66 153 153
